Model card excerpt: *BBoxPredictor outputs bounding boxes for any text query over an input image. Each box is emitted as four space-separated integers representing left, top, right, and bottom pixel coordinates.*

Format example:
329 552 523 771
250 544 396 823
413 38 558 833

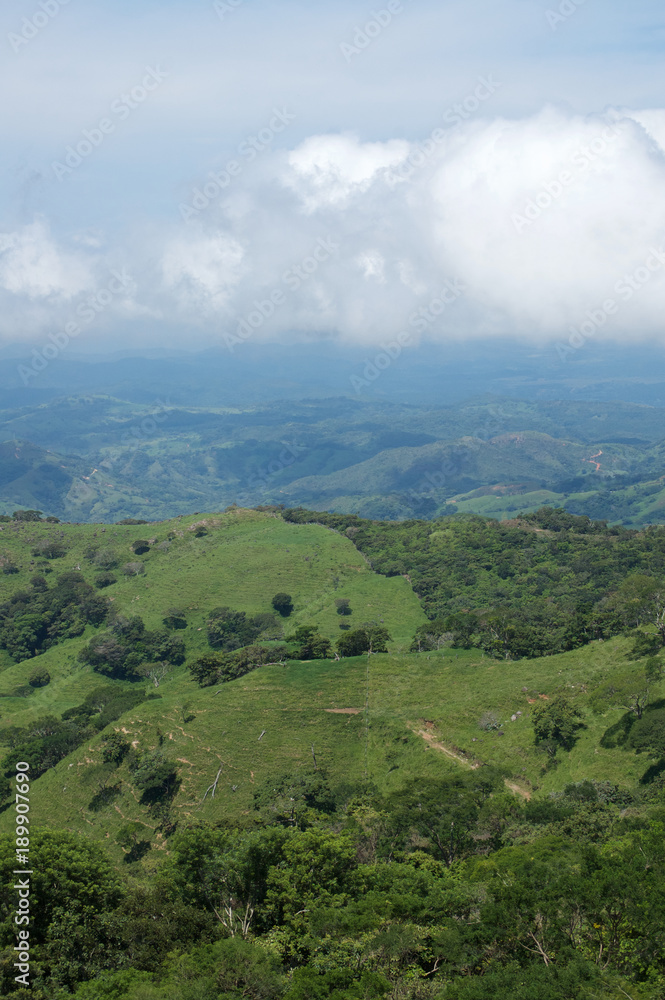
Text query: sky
1 0 665 356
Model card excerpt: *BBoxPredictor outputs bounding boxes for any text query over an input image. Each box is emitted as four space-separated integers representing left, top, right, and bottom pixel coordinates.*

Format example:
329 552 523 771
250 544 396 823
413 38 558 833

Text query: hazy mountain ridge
0 393 664 524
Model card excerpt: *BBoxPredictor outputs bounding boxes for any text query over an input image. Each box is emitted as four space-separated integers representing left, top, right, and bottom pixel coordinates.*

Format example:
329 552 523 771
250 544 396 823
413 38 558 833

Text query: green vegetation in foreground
0 507 663 997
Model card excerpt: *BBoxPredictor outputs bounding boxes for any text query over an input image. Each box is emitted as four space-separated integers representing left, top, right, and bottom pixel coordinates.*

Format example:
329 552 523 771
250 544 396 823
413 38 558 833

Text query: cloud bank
2 106 665 350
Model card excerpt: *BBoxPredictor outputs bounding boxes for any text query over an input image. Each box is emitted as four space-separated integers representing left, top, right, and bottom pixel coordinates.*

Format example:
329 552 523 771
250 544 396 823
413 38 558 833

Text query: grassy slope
0 509 660 863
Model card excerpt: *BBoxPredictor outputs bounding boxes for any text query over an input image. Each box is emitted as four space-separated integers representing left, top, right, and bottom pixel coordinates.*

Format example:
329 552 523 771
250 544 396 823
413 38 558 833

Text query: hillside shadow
640 758 665 785
88 783 122 812
123 840 151 864
600 699 665 750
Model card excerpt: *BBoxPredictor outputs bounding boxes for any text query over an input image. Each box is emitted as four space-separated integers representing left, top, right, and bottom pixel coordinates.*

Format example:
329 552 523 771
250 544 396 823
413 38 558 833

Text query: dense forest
282 506 665 660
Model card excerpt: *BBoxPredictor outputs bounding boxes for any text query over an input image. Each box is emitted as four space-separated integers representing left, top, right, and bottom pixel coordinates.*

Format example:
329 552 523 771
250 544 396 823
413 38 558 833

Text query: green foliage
283 510 665 660
629 709 665 756
207 606 280 651
532 695 584 753
102 732 131 766
337 625 391 657
78 615 185 680
253 768 339 828
0 686 154 783
0 571 109 661
285 624 332 660
590 666 652 719
28 666 50 688
188 644 289 687
130 750 179 804
12 509 44 521
272 591 294 616
628 631 663 659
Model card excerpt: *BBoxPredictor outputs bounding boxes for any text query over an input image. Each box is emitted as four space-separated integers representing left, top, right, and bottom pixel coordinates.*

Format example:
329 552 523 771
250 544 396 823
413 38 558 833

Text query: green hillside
2 394 665 525
0 507 664 998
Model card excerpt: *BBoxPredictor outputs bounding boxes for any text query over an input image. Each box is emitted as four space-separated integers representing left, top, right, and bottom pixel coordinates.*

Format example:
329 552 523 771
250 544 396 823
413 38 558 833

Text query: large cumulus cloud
2 106 665 349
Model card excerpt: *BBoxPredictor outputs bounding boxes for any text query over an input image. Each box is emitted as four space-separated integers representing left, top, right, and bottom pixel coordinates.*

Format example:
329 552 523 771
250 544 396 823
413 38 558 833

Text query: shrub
271 593 294 617
31 540 66 559
629 709 665 757
335 598 352 616
337 626 391 657
131 540 150 555
478 711 501 731
287 626 331 660
532 695 583 753
28 667 50 688
95 572 117 589
163 608 187 629
123 562 146 576
102 732 131 766
91 548 120 570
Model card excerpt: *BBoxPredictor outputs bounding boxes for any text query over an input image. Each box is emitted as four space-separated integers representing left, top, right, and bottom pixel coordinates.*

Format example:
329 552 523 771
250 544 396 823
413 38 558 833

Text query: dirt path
585 449 603 472
504 779 531 800
413 729 480 769
325 708 361 714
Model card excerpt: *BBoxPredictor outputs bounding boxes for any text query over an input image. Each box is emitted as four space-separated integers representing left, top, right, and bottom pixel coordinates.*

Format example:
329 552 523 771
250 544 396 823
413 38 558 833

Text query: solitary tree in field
272 593 293 617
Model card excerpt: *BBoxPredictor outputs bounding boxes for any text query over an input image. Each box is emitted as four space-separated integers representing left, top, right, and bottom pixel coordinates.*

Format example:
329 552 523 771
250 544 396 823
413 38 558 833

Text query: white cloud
286 134 410 211
161 232 245 316
0 220 93 300
4 106 665 349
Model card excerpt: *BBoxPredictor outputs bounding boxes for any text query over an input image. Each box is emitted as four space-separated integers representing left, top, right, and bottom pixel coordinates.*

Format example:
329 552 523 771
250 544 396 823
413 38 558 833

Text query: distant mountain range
1 393 664 524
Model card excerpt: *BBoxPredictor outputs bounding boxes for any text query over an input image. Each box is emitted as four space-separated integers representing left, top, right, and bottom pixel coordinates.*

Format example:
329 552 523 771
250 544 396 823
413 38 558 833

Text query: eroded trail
413 728 479 769
585 449 603 472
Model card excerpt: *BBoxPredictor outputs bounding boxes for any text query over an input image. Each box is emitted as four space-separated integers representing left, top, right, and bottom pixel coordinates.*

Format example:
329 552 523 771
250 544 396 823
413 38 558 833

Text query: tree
532 695 583 753
590 665 654 720
288 625 331 660
28 666 50 688
116 822 151 863
272 593 294 617
130 751 179 805
337 625 391 657
131 539 150 554
629 709 665 757
123 561 145 576
335 598 352 616
163 606 187 630
12 509 43 521
102 732 131 766
189 652 225 686
163 824 289 939
137 660 172 688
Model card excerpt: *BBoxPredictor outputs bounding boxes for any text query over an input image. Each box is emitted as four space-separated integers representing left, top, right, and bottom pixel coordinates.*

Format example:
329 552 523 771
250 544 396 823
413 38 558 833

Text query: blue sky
1 0 665 353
